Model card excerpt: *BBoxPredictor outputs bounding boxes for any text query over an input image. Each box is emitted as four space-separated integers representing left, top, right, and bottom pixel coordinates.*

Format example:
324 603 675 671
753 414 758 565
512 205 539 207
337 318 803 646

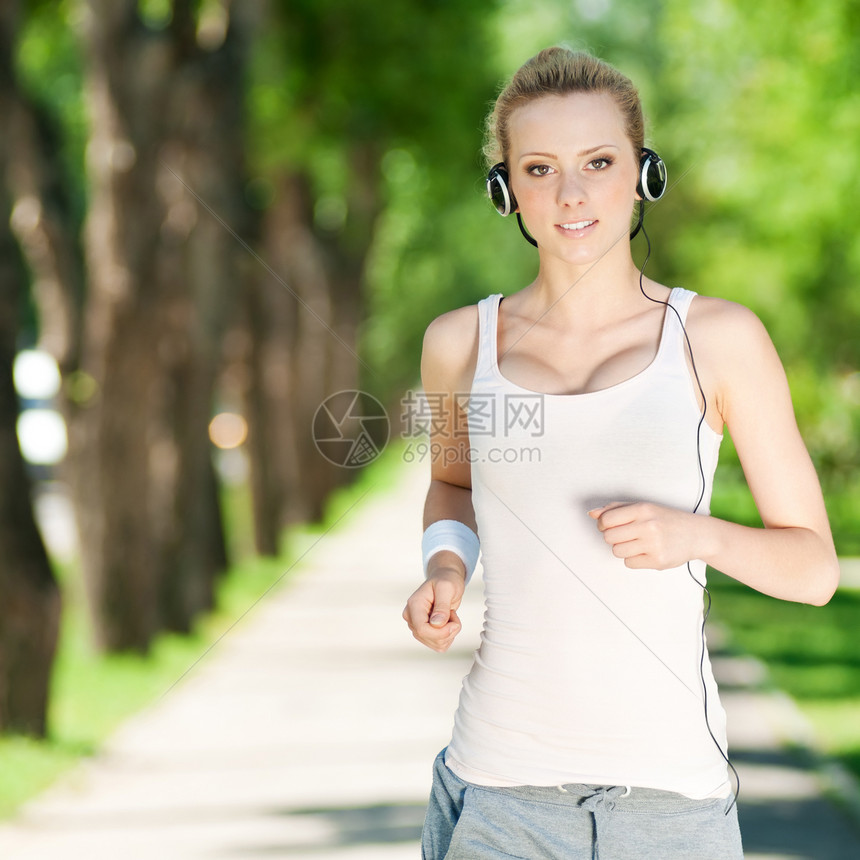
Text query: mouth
559 219 596 231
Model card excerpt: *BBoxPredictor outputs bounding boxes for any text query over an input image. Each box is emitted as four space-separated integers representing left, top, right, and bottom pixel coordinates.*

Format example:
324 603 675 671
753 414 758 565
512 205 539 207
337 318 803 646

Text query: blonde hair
483 47 645 168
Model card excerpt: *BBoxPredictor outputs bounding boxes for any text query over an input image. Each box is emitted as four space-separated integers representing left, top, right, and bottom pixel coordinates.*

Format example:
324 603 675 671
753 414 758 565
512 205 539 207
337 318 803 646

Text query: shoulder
422 302 481 352
686 293 788 421
686 294 777 363
686 292 761 326
420 300 484 394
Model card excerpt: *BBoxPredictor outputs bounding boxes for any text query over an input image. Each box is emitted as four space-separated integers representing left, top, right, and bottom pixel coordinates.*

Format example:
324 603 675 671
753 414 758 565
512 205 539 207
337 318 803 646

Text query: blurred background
0 0 858 822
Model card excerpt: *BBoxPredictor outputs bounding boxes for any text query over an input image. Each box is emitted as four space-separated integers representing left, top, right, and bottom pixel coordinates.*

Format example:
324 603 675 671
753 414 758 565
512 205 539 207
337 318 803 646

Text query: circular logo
312 389 390 468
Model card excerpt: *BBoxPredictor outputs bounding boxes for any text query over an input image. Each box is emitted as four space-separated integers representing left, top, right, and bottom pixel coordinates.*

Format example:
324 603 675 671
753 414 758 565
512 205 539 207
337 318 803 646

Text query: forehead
508 92 630 155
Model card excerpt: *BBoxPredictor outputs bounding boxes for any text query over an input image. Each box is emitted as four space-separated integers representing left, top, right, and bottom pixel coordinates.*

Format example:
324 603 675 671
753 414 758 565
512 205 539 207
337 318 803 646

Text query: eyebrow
518 144 620 161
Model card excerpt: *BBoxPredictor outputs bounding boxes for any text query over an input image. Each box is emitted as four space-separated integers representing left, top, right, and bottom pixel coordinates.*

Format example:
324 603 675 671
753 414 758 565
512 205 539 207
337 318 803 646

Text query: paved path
1 460 859 858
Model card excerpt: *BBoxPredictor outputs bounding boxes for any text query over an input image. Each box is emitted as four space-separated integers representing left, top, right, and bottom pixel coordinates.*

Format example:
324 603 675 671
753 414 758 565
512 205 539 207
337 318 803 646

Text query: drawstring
558 785 631 860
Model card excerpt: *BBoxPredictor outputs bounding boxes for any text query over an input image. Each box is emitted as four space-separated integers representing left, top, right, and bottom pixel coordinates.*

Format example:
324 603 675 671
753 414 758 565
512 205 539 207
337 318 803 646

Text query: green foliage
655 0 860 363
248 0 500 183
653 0 860 546
247 0 516 402
16 0 88 222
138 0 174 29
709 571 860 781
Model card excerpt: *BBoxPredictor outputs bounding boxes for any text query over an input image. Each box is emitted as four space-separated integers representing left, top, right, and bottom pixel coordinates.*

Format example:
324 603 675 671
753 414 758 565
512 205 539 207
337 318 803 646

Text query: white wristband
422 519 480 585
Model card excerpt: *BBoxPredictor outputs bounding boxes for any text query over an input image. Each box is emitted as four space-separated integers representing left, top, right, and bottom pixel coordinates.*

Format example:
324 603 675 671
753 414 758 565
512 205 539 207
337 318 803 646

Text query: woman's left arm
592 299 840 605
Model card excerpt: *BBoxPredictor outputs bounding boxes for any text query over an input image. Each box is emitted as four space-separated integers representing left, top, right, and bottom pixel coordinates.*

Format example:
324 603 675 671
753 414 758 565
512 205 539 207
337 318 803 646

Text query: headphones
486 147 667 240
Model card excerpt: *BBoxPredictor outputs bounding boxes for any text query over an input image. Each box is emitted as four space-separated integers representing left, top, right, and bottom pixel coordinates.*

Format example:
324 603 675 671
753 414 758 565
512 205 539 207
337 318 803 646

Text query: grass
0 439 411 821
708 571 860 781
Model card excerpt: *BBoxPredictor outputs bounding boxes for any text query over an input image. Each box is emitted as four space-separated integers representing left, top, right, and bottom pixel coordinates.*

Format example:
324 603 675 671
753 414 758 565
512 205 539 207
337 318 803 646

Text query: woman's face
507 92 639 264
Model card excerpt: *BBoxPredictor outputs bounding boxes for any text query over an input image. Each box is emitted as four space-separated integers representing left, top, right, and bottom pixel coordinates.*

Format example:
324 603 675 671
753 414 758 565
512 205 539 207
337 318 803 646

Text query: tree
0 0 61 736
240 0 504 547
8 0 261 652
68 0 261 648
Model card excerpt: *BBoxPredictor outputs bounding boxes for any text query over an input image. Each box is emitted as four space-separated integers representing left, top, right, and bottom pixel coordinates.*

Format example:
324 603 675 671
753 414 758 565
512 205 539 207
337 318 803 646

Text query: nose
557 171 586 207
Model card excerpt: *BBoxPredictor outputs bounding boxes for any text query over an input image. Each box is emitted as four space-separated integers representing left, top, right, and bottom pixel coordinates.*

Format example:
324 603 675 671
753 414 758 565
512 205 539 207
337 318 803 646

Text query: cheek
609 177 638 211
511 185 546 217
511 178 537 204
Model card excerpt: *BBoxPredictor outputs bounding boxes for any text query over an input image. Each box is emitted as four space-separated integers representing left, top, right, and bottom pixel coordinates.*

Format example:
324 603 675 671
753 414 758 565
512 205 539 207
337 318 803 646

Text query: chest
495 307 665 396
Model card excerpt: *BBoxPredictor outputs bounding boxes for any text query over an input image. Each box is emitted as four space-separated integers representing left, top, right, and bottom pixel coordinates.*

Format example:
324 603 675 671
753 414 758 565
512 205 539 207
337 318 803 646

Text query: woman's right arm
403 306 479 652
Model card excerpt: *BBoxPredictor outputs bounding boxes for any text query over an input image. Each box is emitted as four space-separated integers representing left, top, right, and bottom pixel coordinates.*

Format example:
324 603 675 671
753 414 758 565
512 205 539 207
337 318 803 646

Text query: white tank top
444 288 731 799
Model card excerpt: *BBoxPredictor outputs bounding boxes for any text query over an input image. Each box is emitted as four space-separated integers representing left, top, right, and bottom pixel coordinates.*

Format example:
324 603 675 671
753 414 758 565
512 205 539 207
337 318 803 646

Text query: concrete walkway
1 460 859 859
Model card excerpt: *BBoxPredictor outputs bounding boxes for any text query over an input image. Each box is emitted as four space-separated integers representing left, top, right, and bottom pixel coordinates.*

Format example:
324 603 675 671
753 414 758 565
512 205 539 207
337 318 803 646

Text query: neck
524 247 646 326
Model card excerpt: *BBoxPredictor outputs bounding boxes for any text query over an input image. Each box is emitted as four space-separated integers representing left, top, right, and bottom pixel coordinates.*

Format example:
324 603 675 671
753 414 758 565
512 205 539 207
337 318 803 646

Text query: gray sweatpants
422 748 744 860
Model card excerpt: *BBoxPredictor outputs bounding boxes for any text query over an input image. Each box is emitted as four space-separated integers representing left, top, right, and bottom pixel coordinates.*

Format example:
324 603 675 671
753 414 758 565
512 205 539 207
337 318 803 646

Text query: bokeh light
17 409 68 465
209 412 248 449
13 349 62 400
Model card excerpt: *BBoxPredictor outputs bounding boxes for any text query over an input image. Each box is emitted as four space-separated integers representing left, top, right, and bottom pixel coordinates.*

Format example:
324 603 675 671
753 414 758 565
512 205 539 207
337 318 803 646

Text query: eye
587 156 614 171
526 163 554 176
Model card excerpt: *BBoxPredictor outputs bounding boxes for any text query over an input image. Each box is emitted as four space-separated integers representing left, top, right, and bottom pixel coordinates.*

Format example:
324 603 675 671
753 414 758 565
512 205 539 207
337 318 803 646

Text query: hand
402 555 465 652
588 502 702 570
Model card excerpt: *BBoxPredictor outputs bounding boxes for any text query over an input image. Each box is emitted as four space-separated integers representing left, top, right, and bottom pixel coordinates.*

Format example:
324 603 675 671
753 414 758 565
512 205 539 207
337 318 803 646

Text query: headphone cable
637 212 741 814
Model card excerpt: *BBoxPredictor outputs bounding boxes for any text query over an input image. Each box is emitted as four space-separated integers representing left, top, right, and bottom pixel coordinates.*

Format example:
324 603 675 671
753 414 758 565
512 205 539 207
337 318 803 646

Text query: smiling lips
559 219 596 231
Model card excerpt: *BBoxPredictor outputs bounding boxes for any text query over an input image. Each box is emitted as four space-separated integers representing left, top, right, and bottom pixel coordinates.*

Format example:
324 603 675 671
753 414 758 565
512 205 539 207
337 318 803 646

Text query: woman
402 46 838 859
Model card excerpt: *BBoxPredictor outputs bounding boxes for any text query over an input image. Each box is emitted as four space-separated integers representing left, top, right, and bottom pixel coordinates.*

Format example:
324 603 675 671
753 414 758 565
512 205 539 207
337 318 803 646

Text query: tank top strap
474 292 503 380
655 287 697 367
667 286 696 324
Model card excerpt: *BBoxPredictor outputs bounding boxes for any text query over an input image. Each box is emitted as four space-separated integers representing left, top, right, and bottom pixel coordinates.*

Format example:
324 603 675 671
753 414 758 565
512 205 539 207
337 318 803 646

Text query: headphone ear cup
487 162 516 216
637 148 667 202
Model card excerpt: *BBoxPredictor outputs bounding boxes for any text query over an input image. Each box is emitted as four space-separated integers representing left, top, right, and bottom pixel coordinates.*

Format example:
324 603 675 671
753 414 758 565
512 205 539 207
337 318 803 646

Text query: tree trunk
0 82 60 738
73 1 254 649
150 19 251 630
72 3 164 651
0 0 63 739
241 270 287 554
245 170 343 536
0 247 61 736
243 145 384 541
